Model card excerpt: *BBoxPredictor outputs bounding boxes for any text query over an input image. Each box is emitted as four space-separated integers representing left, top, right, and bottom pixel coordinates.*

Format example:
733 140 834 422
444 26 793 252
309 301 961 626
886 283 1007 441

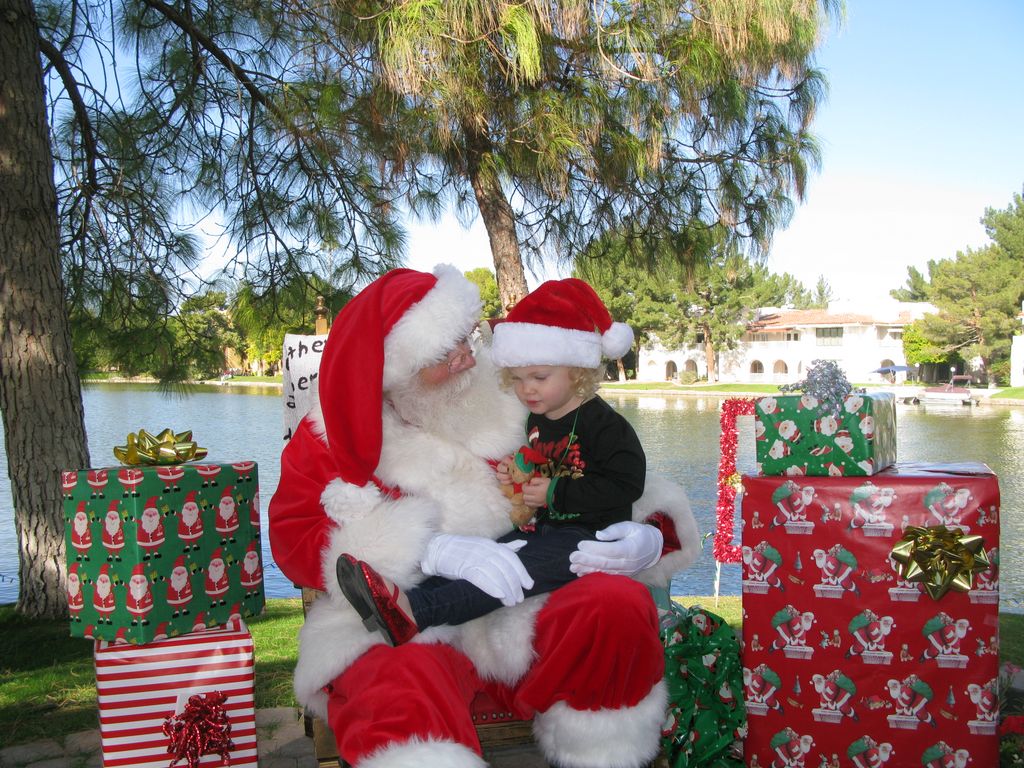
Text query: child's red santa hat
317 265 481 486
490 278 633 368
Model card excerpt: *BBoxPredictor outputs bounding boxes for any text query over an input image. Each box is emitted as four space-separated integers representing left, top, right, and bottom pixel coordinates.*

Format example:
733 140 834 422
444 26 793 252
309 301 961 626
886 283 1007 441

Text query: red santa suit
70 502 92 559
166 556 194 614
67 563 85 619
204 548 230 603
269 267 699 768
137 498 165 557
101 502 125 560
240 542 263 594
125 563 153 623
93 564 116 622
177 491 204 548
215 487 240 538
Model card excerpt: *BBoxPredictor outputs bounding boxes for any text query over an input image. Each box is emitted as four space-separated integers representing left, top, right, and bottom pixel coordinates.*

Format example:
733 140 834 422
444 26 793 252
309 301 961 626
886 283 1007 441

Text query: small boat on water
916 375 978 406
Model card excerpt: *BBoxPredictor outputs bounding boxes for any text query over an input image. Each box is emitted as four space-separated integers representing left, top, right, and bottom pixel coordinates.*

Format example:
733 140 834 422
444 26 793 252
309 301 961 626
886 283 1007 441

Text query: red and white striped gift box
94 623 258 767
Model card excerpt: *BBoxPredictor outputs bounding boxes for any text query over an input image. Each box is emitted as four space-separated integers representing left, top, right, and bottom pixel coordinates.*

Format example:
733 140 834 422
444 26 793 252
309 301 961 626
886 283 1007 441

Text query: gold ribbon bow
114 429 208 466
890 525 989 600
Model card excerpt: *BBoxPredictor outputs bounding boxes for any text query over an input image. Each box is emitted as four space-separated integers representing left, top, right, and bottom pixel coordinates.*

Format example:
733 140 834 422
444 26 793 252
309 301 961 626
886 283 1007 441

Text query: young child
336 277 650 645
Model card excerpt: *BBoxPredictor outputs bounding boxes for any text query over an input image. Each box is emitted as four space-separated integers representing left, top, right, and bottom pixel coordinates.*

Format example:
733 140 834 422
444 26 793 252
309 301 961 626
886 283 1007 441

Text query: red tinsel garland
163 690 234 768
714 398 755 563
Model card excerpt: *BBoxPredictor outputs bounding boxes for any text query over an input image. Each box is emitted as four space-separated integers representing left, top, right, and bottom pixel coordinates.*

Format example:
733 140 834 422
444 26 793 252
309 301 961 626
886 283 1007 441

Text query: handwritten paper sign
282 334 327 441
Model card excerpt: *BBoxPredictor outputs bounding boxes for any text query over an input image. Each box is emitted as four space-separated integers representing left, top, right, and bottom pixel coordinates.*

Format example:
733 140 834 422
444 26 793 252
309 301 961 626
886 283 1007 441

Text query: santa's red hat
98 563 110 578
174 555 187 569
220 486 234 501
107 500 120 514
132 563 145 578
144 497 158 511
317 265 481 486
184 491 197 505
210 547 223 561
490 278 633 368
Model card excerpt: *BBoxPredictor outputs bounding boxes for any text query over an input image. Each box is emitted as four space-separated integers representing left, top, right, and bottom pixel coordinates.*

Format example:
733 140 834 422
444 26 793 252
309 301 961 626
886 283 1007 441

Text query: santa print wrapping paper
739 463 1000 768
94 622 257 767
62 461 265 643
755 392 896 477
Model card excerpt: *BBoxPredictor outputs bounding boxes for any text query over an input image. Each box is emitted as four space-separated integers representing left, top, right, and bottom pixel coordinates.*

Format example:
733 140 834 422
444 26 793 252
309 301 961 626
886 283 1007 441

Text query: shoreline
84 377 1024 405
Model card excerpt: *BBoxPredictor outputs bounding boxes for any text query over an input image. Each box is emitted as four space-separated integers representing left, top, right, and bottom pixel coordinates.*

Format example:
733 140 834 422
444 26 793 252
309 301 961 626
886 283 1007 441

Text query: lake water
1 385 1021 612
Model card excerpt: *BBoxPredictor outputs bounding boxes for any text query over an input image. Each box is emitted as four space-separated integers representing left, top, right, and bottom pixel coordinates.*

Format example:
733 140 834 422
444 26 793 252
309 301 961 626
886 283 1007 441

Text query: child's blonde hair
500 366 604 400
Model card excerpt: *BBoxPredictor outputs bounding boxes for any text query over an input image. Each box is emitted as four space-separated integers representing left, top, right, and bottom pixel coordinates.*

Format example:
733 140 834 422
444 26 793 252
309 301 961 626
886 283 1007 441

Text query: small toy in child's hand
500 446 547 527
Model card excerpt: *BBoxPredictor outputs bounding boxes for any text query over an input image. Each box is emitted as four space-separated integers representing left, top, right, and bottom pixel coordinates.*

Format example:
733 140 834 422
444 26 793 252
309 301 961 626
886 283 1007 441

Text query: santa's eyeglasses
445 337 475 373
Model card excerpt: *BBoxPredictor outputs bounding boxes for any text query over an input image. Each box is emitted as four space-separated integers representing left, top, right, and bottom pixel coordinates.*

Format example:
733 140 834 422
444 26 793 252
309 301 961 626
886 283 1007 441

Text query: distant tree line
891 190 1024 385
71 274 352 380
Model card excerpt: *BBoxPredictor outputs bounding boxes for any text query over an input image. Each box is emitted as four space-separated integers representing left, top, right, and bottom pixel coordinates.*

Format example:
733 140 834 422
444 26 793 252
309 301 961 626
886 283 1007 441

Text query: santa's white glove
569 521 663 576
421 534 535 607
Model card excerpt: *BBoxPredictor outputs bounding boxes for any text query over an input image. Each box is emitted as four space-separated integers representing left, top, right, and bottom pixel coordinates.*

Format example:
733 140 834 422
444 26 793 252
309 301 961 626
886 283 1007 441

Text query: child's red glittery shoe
335 554 418 646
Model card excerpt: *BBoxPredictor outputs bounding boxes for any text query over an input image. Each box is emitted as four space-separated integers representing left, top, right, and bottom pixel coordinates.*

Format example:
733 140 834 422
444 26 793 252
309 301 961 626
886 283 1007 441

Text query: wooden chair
300 588 535 767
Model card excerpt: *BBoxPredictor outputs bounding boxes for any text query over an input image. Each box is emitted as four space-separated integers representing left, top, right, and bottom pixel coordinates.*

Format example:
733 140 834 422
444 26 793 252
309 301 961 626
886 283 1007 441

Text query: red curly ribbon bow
163 691 234 767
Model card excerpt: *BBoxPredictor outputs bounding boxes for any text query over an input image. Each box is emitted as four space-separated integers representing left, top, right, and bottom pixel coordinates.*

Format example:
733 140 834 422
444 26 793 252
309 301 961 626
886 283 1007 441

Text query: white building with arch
638 300 936 385
1011 304 1024 388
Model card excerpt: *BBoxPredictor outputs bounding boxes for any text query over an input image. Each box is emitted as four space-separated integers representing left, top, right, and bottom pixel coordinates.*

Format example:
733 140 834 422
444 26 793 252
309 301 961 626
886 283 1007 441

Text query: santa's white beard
386 355 523 452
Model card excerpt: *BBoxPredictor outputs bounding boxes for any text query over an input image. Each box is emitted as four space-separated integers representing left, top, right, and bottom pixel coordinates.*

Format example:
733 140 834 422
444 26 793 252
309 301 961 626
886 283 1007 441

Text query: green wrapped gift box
754 392 896 477
61 461 264 643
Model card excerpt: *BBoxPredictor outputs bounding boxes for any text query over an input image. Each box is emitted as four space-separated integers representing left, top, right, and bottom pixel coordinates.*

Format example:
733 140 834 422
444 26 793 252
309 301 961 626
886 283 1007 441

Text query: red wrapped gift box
740 463 1000 768
94 622 257 767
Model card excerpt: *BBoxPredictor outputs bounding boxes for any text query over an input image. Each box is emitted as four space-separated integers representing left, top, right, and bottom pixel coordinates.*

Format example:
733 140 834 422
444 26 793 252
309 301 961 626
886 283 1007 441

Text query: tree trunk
703 325 717 382
0 0 89 618
463 123 528 313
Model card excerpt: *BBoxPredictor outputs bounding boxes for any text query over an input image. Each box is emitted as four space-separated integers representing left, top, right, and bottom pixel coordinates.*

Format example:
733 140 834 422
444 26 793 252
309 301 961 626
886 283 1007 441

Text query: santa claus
204 547 230 605
215 486 240 543
269 266 699 768
240 541 263 596
67 562 85 620
93 563 116 624
125 562 153 625
69 501 92 560
136 497 165 559
166 554 194 617
101 501 125 561
177 491 204 551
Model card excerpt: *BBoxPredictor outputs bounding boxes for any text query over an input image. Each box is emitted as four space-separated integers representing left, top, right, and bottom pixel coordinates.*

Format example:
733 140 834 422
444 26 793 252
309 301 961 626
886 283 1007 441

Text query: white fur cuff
534 679 666 768
321 479 382 522
358 738 487 768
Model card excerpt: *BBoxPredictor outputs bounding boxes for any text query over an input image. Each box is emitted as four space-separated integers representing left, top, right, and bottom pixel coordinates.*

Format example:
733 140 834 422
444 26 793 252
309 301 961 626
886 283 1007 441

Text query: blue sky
404 1 1024 303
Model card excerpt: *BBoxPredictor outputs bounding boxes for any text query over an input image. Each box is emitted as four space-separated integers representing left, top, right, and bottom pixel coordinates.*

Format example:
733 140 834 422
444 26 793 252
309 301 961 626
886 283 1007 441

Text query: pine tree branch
138 0 289 125
36 36 100 193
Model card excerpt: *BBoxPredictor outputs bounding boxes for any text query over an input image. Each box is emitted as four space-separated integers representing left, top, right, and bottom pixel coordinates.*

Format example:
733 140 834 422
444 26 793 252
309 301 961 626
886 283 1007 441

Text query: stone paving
0 707 553 768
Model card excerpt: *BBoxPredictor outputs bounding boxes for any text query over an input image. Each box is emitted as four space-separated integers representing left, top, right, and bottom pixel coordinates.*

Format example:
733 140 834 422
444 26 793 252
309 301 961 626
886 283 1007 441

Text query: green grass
601 382 784 393
992 386 1024 399
1 598 1021 749
223 374 283 384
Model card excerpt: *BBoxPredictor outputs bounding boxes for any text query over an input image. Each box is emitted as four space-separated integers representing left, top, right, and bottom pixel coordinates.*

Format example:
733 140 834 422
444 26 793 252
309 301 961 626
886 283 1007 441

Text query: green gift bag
656 591 746 768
